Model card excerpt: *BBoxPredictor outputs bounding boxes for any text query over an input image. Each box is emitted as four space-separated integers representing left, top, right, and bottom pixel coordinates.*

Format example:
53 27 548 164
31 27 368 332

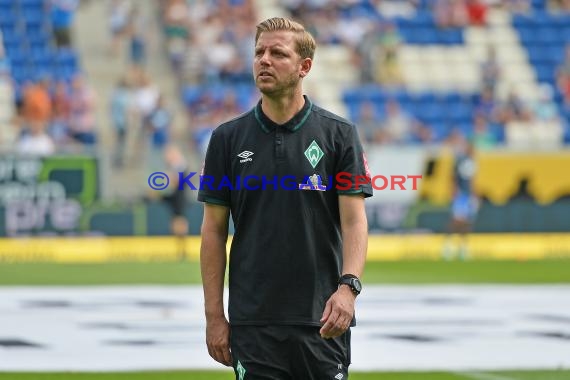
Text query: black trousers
230 325 351 380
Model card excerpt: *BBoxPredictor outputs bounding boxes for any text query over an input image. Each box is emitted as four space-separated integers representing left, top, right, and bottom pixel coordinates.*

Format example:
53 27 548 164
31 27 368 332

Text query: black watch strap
338 274 362 295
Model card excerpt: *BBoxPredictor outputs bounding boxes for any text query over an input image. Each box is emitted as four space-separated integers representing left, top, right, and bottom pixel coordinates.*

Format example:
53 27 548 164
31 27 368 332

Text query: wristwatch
338 274 362 295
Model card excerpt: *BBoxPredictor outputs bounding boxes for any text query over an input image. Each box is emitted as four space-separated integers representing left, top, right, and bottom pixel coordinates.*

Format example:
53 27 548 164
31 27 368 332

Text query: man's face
253 31 306 96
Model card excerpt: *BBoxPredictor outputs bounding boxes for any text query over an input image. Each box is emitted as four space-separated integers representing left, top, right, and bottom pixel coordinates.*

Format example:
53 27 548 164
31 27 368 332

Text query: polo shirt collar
254 95 312 133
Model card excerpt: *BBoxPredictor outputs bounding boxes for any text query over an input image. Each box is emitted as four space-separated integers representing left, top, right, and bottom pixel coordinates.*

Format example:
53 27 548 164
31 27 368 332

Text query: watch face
352 278 362 293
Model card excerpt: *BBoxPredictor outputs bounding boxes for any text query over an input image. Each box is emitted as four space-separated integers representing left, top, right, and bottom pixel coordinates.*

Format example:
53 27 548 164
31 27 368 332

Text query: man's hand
205 316 232 366
319 285 356 339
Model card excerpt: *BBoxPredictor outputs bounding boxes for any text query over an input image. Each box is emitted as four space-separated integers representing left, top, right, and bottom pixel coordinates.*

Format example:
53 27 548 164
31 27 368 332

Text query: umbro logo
237 151 254 163
334 373 344 380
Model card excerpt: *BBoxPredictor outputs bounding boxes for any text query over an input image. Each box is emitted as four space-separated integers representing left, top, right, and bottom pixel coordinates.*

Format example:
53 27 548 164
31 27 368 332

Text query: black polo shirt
198 95 373 327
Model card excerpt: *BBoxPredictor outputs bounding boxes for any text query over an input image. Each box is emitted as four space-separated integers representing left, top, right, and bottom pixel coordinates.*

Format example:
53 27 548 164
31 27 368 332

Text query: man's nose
259 51 271 65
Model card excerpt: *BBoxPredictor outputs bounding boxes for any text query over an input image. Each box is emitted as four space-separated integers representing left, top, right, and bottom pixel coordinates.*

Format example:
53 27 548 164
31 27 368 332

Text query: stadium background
0 0 569 379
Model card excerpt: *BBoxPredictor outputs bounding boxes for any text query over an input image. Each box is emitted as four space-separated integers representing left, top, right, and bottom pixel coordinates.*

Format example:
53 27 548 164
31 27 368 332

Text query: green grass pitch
1 259 569 285
1 259 568 379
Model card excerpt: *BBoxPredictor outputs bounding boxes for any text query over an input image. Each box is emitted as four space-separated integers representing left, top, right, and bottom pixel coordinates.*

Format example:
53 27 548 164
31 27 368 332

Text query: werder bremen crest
304 140 324 168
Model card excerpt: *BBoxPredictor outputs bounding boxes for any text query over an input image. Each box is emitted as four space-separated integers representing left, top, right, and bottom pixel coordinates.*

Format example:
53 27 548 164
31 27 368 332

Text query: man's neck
260 91 305 125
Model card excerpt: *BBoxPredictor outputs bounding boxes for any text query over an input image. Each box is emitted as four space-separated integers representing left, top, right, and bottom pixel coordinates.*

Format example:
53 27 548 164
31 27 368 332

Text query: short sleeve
197 130 231 206
335 124 374 198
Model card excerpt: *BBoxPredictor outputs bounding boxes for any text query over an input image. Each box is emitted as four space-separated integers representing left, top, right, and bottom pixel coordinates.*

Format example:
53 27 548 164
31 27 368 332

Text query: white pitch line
454 371 519 380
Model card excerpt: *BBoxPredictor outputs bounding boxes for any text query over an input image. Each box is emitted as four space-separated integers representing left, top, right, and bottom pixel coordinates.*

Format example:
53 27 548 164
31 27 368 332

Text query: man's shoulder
311 103 355 129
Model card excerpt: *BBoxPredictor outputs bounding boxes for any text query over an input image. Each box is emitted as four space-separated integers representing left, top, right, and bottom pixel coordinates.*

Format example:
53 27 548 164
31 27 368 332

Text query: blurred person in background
474 85 501 125
107 0 132 56
0 39 9 75
502 0 530 13
378 98 414 143
497 87 533 124
131 69 159 163
145 145 189 260
16 119 56 157
372 0 420 18
549 0 570 12
354 100 382 144
472 112 498 149
374 22 404 87
145 93 173 169
480 46 500 94
465 0 488 26
532 83 564 146
49 80 72 146
556 44 570 108
126 5 147 67
110 77 132 167
354 22 381 84
375 99 431 144
434 0 468 29
443 134 479 260
68 74 97 147
199 17 372 379
533 83 559 123
161 0 190 41
0 42 16 148
162 144 189 261
19 77 52 138
49 0 79 48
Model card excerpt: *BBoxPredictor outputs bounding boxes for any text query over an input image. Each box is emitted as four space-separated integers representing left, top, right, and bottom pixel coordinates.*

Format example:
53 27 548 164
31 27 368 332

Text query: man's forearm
200 233 228 319
341 219 368 278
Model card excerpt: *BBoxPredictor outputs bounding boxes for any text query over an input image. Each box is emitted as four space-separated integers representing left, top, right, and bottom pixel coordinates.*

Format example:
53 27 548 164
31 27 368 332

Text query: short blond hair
255 17 316 60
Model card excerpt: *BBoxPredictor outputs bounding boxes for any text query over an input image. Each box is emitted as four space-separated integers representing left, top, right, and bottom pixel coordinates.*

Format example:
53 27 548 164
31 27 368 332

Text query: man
443 135 479 261
198 17 373 379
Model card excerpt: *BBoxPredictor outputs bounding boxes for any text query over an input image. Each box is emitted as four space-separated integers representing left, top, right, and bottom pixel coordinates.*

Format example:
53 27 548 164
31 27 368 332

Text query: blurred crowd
2 0 570 161
101 0 260 168
279 0 569 149
0 0 100 156
157 0 259 156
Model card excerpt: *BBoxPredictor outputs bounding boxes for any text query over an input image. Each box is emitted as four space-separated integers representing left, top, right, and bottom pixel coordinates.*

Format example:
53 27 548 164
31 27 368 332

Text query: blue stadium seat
531 0 546 10
0 9 19 28
19 0 45 7
537 27 564 46
531 9 552 25
517 27 539 45
182 86 204 106
429 123 451 141
415 103 443 124
54 48 78 67
0 0 13 12
512 14 535 29
413 27 439 44
11 65 34 84
534 64 556 83
414 11 435 27
8 52 28 67
546 46 565 65
549 13 570 28
358 85 387 102
488 123 505 143
437 29 463 45
1 27 24 45
330 4 570 146
447 103 472 123
53 65 77 81
21 9 45 21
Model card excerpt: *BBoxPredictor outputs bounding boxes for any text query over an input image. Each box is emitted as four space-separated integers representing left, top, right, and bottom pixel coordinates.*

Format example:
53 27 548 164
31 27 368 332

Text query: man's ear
299 57 312 78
